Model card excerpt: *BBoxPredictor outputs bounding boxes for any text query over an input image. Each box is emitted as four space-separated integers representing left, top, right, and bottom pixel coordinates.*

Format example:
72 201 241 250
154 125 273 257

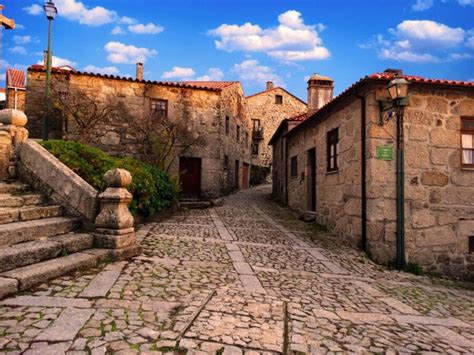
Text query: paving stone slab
0 295 92 308
36 307 94 341
79 262 126 298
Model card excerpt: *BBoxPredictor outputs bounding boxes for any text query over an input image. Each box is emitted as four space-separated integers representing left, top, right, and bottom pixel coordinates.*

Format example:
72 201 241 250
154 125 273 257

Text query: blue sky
1 0 473 100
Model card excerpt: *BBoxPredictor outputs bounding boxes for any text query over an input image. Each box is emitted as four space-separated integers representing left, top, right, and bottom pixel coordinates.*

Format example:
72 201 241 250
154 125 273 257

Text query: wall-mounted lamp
377 75 411 125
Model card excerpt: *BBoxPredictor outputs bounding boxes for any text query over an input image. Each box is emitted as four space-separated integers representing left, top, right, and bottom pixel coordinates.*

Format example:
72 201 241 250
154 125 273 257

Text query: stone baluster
0 109 29 181
94 168 142 259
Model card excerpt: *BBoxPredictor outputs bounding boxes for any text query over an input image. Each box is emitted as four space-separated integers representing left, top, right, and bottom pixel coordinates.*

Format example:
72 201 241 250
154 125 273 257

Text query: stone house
25 64 252 200
270 69 474 278
246 82 307 168
5 68 26 111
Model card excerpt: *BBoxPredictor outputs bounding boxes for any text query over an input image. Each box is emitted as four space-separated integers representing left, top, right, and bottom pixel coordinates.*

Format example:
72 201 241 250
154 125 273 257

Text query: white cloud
231 60 283 86
209 10 330 61
38 55 77 67
467 30 474 48
128 23 164 34
10 46 27 55
412 0 434 11
196 68 224 81
162 67 196 80
104 41 158 64
24 0 116 26
449 53 472 60
83 65 120 75
13 35 31 45
458 0 474 5
23 4 42 15
392 20 465 48
362 20 472 63
111 26 125 35
118 16 137 25
0 74 5 81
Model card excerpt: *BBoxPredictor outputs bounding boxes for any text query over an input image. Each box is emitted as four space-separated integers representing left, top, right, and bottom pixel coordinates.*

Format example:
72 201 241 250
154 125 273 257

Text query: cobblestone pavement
1 185 473 354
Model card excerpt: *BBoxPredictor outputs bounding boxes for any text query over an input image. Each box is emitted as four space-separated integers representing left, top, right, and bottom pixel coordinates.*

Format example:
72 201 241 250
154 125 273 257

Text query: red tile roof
287 112 308 122
28 65 238 92
6 68 26 89
287 70 474 138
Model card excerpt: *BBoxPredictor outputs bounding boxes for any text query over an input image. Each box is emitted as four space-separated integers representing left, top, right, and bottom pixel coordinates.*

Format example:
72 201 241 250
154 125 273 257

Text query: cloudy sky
1 0 473 99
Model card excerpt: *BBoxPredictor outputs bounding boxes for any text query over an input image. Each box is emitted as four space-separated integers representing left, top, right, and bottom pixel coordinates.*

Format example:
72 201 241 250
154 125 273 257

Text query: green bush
250 165 271 187
41 140 177 216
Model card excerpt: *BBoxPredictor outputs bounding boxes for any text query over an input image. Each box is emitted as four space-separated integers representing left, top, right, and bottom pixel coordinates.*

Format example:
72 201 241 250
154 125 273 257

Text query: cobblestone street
0 185 473 354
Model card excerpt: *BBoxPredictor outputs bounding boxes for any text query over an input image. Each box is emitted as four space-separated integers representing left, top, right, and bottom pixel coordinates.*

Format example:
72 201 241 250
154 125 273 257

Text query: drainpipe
357 94 367 252
396 107 406 269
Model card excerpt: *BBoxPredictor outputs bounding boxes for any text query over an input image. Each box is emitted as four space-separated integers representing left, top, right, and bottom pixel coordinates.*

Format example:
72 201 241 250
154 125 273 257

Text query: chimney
266 81 274 90
307 73 334 114
136 62 144 81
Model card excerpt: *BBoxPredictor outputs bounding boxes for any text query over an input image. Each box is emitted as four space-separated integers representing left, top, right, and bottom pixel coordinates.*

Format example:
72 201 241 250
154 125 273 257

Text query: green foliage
41 140 176 216
250 165 271 186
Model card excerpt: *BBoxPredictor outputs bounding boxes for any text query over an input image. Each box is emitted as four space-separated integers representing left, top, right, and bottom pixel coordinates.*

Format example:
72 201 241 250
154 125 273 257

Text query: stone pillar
0 109 29 181
94 168 142 260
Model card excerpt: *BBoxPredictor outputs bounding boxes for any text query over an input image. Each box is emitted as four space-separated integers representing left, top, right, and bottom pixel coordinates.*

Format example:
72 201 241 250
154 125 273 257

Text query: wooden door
242 163 249 189
179 157 201 198
235 160 239 189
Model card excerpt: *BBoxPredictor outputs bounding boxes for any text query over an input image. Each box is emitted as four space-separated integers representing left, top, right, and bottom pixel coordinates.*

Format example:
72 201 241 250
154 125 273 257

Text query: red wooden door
242 163 249 189
179 157 201 198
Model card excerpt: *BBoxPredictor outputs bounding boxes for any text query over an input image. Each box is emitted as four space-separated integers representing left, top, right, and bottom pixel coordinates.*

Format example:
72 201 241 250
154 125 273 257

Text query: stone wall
286 98 362 246
247 88 306 167
366 84 474 278
25 70 252 199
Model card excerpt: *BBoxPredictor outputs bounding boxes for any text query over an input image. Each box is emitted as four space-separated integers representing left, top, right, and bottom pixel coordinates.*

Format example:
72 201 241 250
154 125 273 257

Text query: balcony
252 127 264 141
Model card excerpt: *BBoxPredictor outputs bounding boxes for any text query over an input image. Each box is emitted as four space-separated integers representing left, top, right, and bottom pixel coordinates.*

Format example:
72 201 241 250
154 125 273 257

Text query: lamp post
42 1 57 141
378 74 410 270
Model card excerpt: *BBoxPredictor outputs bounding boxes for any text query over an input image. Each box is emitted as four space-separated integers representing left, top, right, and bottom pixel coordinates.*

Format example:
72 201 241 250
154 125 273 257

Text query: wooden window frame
252 142 259 156
224 155 229 171
275 95 283 105
327 128 339 172
461 116 474 169
237 125 240 142
225 116 230 136
252 119 261 131
150 99 168 120
290 156 298 178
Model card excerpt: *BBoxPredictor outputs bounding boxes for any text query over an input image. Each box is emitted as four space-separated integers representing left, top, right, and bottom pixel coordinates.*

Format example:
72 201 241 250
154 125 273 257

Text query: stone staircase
0 180 107 299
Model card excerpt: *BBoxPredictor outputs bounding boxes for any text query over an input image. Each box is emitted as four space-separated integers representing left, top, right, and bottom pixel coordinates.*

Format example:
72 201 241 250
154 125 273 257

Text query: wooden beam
0 14 16 30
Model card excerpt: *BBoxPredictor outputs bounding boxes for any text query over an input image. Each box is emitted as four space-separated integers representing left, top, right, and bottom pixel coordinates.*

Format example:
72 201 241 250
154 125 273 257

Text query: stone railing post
0 109 29 181
94 168 142 260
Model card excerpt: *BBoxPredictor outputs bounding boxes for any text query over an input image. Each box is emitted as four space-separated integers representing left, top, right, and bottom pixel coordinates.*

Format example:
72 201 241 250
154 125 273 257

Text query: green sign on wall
376 145 393 161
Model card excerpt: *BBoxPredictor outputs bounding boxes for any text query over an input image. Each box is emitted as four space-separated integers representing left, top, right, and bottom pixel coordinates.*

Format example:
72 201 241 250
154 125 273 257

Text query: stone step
0 205 63 225
0 233 93 273
0 193 46 208
0 217 81 246
0 249 109 296
0 182 30 194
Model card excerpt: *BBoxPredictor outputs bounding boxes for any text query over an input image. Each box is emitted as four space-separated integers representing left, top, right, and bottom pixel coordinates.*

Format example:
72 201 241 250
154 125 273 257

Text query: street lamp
42 1 57 141
378 73 410 270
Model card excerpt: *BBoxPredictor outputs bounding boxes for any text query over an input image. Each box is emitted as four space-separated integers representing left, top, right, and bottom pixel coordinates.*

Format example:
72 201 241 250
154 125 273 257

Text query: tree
130 108 205 173
50 78 123 143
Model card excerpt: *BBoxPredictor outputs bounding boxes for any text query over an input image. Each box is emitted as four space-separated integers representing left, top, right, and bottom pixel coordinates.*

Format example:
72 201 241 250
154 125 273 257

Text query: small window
461 117 474 168
327 128 339 172
244 131 248 146
224 155 229 170
252 143 259 156
150 99 168 119
252 119 261 131
237 125 240 142
469 236 474 253
290 156 298 177
275 95 283 104
225 116 230 136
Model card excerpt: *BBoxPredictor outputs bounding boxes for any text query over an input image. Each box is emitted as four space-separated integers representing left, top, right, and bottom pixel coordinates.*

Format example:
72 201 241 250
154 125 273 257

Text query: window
327 128 339 172
275 95 283 104
224 155 229 170
469 236 474 253
225 116 230 136
461 117 474 168
252 119 261 131
290 156 298 177
237 125 240 142
150 99 168 119
252 143 259 156
244 131 248 146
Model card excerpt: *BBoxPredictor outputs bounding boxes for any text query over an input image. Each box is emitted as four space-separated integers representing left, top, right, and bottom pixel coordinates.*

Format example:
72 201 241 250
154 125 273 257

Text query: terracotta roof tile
288 112 308 122
6 68 26 89
28 65 238 92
